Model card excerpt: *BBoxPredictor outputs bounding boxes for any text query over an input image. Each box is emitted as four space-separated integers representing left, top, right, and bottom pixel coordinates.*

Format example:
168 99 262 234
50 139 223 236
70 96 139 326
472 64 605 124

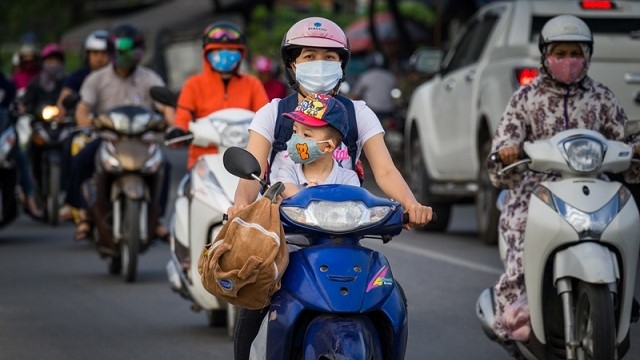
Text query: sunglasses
205 27 241 42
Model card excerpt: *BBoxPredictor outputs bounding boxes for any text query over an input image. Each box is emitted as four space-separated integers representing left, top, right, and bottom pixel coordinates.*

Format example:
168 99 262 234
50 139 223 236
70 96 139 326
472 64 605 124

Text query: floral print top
488 73 639 230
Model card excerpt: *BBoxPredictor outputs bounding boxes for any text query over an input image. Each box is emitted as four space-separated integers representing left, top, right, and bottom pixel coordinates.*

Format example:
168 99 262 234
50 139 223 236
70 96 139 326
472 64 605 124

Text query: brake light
580 0 615 9
515 68 538 86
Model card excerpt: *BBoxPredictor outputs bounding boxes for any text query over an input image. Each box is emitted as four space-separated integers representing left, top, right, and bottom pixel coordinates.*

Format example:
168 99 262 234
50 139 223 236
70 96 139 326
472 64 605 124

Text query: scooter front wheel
121 198 141 283
574 282 615 360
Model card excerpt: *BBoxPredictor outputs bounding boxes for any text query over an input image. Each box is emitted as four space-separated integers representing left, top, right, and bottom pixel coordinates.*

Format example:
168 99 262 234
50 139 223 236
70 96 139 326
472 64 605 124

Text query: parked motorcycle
223 146 423 359
0 107 20 229
28 102 74 225
151 86 253 337
83 105 166 282
476 129 640 359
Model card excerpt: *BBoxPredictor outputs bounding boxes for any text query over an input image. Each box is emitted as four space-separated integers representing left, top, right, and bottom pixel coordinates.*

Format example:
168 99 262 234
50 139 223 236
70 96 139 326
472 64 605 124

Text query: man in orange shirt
174 21 269 168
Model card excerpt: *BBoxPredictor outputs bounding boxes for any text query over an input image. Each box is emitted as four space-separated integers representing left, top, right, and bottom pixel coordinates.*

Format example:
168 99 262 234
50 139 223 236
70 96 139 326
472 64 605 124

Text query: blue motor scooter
224 147 423 359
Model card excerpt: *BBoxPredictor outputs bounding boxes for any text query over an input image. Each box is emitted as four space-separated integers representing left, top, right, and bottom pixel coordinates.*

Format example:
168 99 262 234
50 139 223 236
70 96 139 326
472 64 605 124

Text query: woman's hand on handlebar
403 203 434 230
497 146 521 165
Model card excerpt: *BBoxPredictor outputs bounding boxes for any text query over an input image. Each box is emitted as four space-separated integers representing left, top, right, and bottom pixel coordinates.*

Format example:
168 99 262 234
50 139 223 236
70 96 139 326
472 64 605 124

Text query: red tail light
580 0 615 9
515 68 538 86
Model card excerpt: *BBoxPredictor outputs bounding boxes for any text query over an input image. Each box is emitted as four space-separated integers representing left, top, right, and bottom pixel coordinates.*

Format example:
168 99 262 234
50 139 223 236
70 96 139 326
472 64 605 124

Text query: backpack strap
265 94 298 186
334 94 358 171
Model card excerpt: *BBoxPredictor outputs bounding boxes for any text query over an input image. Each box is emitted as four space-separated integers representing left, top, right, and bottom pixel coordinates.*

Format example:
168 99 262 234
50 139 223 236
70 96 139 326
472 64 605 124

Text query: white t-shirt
273 159 360 190
249 98 384 183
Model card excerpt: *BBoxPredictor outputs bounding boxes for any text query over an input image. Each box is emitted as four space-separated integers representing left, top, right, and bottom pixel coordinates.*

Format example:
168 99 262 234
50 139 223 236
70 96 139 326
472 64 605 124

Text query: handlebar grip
402 211 438 225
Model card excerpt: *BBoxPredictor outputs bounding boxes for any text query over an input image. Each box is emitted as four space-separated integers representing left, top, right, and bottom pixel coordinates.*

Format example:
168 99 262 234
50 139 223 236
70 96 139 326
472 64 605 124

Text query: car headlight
561 136 604 173
281 201 393 233
99 141 121 172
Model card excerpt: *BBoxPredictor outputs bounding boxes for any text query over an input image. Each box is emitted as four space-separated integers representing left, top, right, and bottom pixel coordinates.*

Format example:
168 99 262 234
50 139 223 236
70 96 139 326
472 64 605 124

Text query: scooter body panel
524 178 640 344
266 242 408 360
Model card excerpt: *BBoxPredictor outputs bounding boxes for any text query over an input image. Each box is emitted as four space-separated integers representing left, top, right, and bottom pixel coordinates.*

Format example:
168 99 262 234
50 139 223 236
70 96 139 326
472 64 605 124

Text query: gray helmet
538 15 593 55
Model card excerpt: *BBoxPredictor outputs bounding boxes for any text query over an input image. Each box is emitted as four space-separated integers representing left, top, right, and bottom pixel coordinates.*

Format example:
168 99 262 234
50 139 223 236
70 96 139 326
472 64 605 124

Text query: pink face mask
545 57 585 85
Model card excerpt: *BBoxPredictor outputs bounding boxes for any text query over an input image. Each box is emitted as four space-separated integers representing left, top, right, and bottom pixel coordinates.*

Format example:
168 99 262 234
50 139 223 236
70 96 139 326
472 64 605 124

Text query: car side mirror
410 48 443 75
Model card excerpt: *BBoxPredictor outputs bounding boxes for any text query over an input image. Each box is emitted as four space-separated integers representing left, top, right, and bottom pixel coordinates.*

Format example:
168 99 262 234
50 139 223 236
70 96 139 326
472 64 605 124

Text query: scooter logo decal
219 279 234 291
366 266 393 292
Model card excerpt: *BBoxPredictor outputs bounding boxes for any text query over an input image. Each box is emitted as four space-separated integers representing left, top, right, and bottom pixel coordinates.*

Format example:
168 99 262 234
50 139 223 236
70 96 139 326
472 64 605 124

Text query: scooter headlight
0 128 16 159
561 137 604 173
99 141 121 172
141 144 162 173
281 201 392 233
41 105 59 121
212 119 251 148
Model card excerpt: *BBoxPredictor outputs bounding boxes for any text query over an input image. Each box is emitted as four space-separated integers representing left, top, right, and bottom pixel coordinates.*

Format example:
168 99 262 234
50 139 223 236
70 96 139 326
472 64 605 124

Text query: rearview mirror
62 93 81 111
150 86 178 107
223 147 262 181
624 119 640 138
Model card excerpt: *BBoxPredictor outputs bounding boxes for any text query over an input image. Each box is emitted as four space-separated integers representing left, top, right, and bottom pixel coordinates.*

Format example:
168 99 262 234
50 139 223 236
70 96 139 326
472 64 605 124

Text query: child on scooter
272 93 359 197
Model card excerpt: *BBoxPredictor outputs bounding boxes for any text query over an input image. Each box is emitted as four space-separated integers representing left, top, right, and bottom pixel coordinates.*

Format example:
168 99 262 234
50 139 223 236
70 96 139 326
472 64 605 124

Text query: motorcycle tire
47 163 60 226
408 135 451 232
574 282 615 359
476 137 499 245
121 198 141 283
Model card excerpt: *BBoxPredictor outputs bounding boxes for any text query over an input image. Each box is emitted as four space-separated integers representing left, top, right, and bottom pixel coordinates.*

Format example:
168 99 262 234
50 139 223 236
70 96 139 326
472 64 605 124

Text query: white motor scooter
477 129 640 359
157 89 254 338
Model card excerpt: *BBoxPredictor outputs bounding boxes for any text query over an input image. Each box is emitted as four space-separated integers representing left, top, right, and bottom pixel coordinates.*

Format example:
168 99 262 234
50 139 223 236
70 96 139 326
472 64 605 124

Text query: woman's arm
363 133 432 228
230 130 272 217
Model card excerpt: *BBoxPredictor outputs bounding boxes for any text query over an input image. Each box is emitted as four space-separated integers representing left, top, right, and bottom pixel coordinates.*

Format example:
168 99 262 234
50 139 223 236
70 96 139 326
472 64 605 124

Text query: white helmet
84 30 109 51
539 15 593 54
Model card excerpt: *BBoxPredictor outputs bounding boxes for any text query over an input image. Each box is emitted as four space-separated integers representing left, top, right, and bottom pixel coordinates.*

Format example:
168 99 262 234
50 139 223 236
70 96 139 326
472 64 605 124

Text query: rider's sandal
74 221 92 241
73 209 92 241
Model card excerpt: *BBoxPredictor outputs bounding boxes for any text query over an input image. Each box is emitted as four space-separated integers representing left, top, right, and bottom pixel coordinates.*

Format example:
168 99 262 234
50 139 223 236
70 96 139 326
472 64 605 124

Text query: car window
442 12 501 75
530 16 640 42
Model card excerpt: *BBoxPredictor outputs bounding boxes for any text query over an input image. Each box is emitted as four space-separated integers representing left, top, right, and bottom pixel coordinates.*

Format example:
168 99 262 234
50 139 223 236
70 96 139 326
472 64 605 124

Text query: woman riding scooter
486 14 640 347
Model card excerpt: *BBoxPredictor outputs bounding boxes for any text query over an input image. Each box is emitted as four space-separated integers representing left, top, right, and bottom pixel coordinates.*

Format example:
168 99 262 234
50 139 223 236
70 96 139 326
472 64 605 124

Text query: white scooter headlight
211 119 251 148
281 201 392 233
99 140 121 172
561 137 604 173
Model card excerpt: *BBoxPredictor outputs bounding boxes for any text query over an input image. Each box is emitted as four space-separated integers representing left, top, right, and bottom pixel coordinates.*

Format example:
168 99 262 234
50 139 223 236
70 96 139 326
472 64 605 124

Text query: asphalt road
0 147 639 360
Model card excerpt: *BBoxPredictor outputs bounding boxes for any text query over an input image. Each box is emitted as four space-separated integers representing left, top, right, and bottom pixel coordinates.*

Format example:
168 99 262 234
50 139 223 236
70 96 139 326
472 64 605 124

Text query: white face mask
295 60 343 94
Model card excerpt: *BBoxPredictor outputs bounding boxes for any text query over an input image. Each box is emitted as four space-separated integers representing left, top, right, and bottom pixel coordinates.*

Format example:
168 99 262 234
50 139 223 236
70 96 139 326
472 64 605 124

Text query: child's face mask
286 134 332 164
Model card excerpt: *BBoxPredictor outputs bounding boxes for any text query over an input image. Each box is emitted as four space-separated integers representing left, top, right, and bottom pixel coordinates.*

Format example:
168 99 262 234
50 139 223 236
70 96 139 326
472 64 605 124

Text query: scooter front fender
302 315 383 360
553 242 619 285
111 174 148 201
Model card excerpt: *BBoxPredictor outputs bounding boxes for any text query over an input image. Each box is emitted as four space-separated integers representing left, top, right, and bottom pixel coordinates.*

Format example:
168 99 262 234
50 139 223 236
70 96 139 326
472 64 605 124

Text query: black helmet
201 21 246 48
108 24 145 53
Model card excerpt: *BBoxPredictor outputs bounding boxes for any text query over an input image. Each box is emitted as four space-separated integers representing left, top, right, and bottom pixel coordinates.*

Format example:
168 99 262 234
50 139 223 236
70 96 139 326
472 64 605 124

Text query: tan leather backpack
198 182 288 310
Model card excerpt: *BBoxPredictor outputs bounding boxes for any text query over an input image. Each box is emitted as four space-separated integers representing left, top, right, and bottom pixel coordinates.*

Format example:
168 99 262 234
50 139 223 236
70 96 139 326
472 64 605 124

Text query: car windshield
530 16 640 42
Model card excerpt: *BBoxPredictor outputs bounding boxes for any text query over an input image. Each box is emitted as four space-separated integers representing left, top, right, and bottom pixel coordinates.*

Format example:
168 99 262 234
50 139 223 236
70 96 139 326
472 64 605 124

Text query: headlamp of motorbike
131 113 151 134
281 201 393 233
213 118 251 148
534 184 632 239
0 128 16 157
41 105 59 121
561 137 605 173
194 160 222 191
99 140 121 172
109 112 130 133
142 144 162 174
